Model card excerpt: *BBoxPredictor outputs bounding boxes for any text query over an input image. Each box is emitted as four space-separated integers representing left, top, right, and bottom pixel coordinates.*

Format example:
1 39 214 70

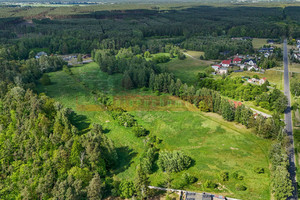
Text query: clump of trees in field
158 151 192 173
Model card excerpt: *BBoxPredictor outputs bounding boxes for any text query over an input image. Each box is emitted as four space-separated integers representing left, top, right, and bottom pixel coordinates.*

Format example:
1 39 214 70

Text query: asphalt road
284 39 298 200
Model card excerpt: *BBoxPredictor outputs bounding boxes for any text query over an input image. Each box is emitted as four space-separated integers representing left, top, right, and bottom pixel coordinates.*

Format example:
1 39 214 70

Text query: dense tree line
0 55 66 95
181 37 254 60
197 77 287 113
0 6 299 61
0 88 118 199
269 143 293 200
255 88 288 113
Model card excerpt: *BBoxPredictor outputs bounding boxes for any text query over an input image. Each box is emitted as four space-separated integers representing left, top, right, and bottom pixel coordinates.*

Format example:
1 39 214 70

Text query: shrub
178 52 186 60
40 74 51 85
254 167 264 174
153 55 170 63
204 180 217 189
232 171 244 180
219 172 229 181
133 124 148 137
235 184 247 191
63 65 73 75
117 112 135 127
155 90 161 96
182 173 197 185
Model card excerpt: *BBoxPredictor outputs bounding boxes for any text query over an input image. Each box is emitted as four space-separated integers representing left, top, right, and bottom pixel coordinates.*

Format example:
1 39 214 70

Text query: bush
117 112 135 127
235 184 247 191
219 172 229 181
182 173 197 185
63 65 73 75
155 90 161 96
204 180 217 189
133 124 148 137
178 52 186 60
254 167 264 174
259 101 271 110
253 75 259 79
153 55 170 63
40 74 51 85
232 172 244 180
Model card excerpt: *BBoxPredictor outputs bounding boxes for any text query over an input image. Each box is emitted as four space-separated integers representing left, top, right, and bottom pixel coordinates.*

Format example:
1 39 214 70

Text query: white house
219 68 228 74
221 60 231 67
245 59 256 66
211 64 221 71
35 52 47 59
248 66 258 71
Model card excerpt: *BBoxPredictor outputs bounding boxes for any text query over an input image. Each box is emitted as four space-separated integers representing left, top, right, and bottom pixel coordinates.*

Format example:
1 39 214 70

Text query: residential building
219 68 228 74
233 57 242 64
211 64 221 71
35 51 47 59
221 59 231 67
259 77 267 85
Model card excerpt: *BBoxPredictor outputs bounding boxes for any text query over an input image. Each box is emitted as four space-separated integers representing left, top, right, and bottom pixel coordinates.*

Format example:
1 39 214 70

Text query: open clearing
159 57 213 85
184 50 205 59
252 38 268 49
36 62 272 200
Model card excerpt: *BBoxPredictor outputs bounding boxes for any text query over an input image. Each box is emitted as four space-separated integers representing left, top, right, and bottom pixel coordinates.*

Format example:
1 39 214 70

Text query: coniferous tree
87 173 102 200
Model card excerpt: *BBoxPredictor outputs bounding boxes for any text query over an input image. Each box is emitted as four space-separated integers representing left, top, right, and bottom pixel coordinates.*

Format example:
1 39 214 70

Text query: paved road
284 39 298 200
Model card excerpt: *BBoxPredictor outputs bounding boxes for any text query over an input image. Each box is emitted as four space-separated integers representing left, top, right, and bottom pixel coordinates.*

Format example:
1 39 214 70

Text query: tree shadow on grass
114 146 138 174
102 128 110 134
68 112 91 134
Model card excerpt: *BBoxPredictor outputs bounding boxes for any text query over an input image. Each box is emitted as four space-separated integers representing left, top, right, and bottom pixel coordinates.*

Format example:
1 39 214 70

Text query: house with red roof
259 77 267 85
233 57 242 64
211 64 221 71
228 100 242 108
221 59 231 67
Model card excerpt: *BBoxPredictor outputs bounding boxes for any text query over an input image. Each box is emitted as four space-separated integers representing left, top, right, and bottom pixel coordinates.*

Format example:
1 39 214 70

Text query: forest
0 3 299 200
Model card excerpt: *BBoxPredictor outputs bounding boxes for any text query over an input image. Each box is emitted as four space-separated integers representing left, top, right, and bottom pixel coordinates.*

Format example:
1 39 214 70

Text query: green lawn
159 57 213 85
229 70 284 90
36 62 272 200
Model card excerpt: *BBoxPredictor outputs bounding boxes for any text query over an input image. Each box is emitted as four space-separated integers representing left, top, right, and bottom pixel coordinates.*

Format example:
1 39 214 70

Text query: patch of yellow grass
252 38 268 49
184 50 205 59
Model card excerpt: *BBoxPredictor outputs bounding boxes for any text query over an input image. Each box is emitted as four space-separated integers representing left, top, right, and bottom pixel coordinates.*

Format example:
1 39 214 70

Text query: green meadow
36 62 272 200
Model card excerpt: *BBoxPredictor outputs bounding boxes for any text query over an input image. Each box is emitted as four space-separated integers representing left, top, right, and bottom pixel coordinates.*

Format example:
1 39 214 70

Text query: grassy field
252 38 268 49
290 63 300 73
159 57 213 85
184 50 205 59
229 69 284 90
36 62 272 200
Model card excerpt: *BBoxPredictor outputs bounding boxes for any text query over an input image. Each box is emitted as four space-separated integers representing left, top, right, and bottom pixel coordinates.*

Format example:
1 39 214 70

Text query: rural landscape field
0 1 300 200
